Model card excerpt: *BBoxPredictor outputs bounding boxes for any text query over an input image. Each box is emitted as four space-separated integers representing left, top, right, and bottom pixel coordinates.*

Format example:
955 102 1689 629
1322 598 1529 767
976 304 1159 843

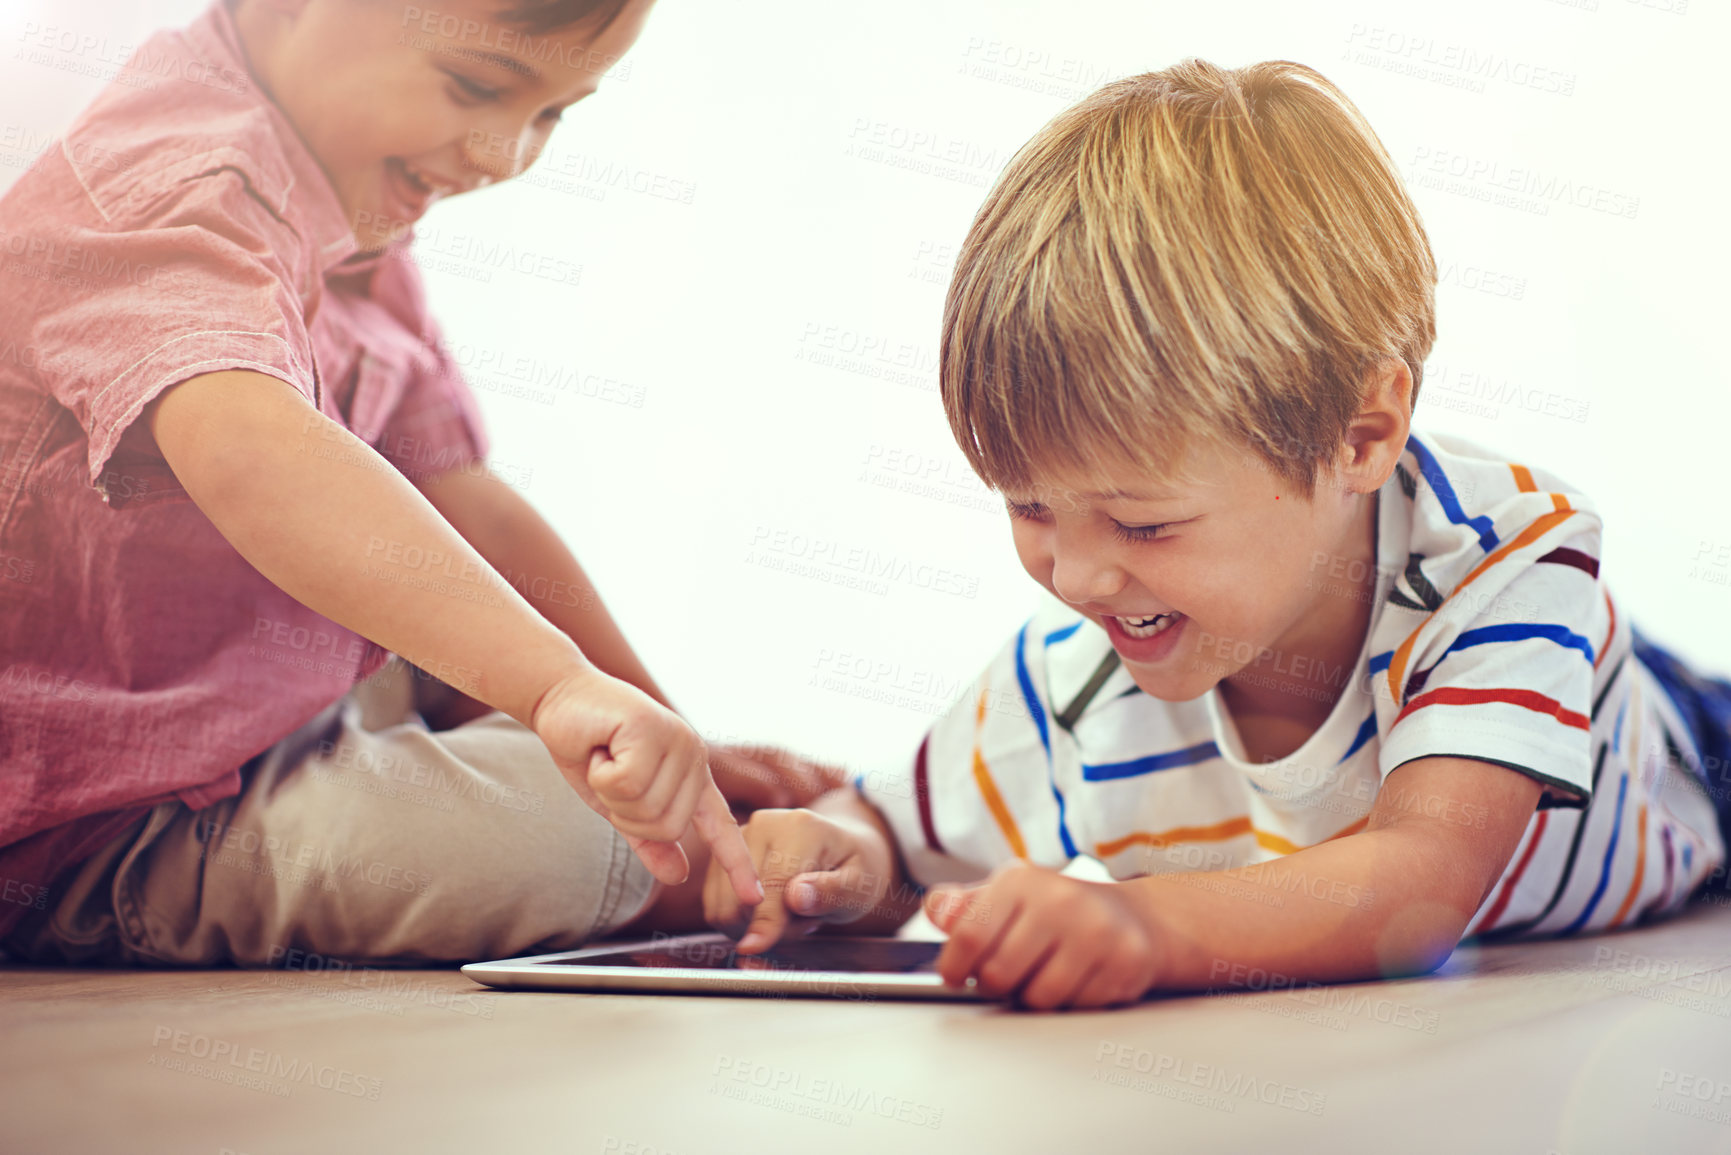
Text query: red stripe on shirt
1537 547 1599 579
913 734 945 854
1394 686 1590 731
1480 811 1549 931
1596 590 1616 672
1386 506 1579 704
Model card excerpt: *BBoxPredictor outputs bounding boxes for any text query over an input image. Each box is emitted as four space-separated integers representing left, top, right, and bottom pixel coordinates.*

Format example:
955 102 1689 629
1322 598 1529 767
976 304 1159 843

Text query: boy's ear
1337 358 1412 494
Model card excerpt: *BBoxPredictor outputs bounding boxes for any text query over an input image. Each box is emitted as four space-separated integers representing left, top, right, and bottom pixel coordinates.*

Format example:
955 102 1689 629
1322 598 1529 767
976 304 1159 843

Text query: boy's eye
1006 500 1049 521
442 70 503 104
1111 520 1167 543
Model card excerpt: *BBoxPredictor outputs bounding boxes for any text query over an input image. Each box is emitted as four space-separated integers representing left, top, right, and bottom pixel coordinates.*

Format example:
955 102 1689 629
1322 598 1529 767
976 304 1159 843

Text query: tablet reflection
574 936 943 974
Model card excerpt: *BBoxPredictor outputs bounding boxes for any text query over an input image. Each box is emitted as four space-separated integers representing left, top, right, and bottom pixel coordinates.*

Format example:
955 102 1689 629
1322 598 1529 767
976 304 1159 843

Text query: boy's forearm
414 465 671 707
1128 756 1540 991
1128 825 1476 990
147 370 585 725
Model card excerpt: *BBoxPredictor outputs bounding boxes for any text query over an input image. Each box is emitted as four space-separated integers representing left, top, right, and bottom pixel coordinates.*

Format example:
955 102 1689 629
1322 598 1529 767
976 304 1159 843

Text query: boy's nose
1049 541 1128 607
460 124 543 184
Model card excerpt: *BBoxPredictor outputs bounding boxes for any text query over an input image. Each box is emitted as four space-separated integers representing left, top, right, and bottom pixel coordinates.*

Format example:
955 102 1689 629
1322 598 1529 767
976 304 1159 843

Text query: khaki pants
5 660 656 966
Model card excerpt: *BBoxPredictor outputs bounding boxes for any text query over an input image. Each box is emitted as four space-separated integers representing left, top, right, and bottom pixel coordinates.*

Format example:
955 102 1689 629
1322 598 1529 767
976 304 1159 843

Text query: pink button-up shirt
0 1 489 935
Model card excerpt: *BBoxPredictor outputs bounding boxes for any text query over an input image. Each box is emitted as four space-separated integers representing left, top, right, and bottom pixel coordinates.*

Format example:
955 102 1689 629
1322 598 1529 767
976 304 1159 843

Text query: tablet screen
540 937 944 975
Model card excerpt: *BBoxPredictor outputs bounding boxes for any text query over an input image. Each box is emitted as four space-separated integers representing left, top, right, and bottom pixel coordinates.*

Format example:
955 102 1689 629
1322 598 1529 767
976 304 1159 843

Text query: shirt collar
186 0 359 276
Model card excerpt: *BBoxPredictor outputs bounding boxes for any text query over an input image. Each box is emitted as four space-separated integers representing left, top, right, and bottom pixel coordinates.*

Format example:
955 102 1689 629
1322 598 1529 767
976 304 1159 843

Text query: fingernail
751 879 765 903
787 881 815 913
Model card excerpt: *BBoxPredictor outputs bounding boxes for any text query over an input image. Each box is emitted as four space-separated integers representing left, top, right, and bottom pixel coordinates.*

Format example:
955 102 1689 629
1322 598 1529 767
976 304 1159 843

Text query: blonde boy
696 60 1731 1008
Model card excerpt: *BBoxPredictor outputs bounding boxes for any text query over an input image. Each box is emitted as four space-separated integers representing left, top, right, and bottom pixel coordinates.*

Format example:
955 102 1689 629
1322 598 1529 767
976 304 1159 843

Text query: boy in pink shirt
0 0 810 963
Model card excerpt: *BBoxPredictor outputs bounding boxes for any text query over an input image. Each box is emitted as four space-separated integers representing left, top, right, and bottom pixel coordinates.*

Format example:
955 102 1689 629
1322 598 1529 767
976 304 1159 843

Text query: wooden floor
4 902 1731 1154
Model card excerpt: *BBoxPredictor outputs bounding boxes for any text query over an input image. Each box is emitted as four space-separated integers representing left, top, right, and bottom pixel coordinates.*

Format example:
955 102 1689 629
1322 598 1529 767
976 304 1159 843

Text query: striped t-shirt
859 431 1725 940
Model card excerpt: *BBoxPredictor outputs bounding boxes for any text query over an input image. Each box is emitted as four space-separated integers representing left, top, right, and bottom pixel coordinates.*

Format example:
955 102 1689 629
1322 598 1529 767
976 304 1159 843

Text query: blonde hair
941 59 1435 496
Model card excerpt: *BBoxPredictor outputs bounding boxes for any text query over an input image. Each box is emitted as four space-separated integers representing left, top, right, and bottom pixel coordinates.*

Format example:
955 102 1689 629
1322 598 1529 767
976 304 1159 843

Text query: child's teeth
396 162 433 194
1117 613 1179 639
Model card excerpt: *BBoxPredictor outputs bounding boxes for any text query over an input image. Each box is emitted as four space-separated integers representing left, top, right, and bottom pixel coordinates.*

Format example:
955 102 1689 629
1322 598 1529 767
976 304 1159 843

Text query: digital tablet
461 932 985 1001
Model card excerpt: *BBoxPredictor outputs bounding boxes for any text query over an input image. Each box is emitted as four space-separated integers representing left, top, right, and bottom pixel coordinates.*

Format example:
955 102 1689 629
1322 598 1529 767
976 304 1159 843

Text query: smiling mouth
387 158 459 204
1112 612 1182 639
401 163 440 196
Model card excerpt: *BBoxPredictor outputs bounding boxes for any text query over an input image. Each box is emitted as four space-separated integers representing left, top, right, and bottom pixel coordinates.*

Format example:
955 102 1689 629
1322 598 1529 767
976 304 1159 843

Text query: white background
4 0 1727 783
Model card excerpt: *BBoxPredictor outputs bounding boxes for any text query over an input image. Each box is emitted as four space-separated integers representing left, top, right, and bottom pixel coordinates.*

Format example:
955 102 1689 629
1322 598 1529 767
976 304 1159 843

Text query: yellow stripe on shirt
972 686 1028 859
1510 462 1570 513
1095 814 1368 861
1608 802 1649 929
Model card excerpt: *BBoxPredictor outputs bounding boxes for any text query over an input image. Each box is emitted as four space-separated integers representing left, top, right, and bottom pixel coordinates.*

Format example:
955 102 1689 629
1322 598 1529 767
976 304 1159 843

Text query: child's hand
530 668 762 905
702 808 891 954
707 744 852 812
924 861 1163 1010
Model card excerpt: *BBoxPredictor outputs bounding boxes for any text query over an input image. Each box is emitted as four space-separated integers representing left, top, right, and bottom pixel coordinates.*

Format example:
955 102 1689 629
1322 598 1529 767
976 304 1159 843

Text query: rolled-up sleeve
17 160 318 502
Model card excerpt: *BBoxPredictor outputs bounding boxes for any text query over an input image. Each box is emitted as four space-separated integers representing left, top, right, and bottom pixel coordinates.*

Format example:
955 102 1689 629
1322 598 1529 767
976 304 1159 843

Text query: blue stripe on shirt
1082 741 1220 781
1015 621 1052 759
1406 435 1500 554
1368 651 1393 674
1438 623 1596 667
1340 712 1378 764
1043 620 1083 647
1560 771 1629 934
1014 621 1077 857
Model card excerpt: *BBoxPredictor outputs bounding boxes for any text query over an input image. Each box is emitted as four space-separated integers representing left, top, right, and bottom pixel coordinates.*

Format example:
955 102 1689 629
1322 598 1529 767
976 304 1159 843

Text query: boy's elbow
1379 941 1455 981
1372 905 1471 979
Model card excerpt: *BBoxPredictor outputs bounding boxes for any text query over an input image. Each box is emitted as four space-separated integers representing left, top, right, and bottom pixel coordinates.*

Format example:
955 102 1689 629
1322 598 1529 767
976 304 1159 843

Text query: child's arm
924 755 1543 1008
146 368 760 901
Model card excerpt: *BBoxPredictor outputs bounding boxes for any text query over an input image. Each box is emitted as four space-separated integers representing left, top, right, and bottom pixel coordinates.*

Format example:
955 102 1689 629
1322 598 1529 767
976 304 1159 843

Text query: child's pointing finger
690 785 763 907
